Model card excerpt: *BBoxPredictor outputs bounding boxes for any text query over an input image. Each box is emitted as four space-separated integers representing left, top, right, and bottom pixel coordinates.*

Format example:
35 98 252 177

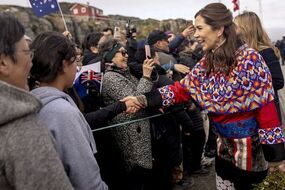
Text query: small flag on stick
29 0 59 17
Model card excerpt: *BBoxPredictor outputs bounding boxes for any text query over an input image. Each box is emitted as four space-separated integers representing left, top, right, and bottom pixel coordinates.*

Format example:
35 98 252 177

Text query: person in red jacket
123 3 285 190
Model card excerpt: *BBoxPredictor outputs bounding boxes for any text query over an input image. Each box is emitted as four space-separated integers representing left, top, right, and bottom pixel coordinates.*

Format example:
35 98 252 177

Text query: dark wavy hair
0 13 25 62
30 31 76 84
195 3 240 75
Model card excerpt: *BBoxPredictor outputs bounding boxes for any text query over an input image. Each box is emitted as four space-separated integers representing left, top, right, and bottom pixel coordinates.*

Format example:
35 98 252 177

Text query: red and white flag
232 0 240 12
80 70 102 84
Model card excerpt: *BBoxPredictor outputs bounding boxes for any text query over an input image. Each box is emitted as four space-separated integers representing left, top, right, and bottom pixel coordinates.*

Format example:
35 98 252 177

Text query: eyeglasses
116 49 128 57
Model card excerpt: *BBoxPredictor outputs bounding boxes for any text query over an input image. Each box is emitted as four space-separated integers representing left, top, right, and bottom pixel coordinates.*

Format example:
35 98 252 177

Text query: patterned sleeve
144 80 190 108
256 101 285 162
156 81 190 107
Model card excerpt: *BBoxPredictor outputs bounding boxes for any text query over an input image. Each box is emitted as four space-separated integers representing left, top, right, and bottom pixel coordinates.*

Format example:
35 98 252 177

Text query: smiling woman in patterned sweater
126 3 285 190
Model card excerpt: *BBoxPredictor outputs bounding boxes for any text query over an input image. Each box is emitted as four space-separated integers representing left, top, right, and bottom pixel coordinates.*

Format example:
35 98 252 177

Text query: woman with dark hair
100 38 155 190
125 3 285 190
29 31 108 190
234 11 284 121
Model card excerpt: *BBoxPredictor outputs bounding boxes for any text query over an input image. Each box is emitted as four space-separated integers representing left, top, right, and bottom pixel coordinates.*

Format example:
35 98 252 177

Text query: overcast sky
1 0 284 29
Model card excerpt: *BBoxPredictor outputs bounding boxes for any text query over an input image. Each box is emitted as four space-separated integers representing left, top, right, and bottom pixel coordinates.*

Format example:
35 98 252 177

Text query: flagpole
56 0 68 31
257 0 263 23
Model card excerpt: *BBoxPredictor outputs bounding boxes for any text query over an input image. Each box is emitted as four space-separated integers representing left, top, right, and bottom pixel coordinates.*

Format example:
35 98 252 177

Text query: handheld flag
232 0 240 12
29 0 59 17
73 62 102 99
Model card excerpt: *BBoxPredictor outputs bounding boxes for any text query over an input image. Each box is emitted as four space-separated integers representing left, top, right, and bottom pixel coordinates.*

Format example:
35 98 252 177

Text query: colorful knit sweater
150 44 285 172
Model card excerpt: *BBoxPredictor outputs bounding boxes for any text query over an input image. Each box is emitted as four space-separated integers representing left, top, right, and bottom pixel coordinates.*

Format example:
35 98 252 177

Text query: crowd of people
0 2 285 190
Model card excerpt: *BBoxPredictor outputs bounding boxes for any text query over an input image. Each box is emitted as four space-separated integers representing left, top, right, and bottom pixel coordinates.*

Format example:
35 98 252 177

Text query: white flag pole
234 0 240 16
56 0 68 31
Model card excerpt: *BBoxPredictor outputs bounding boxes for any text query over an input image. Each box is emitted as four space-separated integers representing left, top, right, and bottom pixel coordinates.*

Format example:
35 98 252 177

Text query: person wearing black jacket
82 32 104 66
131 47 195 190
259 48 284 120
80 32 105 112
175 39 210 175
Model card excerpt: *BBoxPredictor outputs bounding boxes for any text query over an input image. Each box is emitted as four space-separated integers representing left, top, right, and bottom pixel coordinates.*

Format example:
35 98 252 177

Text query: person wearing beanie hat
103 43 124 63
99 38 156 189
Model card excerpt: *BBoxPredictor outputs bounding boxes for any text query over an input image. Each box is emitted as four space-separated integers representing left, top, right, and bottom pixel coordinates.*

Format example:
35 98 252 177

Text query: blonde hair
234 11 273 51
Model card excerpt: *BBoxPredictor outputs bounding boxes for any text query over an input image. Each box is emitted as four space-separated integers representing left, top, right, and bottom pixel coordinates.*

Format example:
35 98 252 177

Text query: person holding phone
113 27 121 41
147 31 190 79
132 45 197 190
99 38 155 189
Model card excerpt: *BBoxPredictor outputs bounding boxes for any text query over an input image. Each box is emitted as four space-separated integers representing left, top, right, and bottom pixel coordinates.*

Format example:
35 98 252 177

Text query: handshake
120 95 147 114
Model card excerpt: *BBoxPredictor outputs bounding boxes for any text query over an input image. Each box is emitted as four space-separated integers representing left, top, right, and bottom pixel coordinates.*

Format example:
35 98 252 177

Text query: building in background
69 2 107 21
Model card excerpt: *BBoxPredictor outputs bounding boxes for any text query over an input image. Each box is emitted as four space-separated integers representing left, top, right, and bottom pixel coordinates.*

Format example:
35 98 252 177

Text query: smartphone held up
145 44 151 59
114 27 121 40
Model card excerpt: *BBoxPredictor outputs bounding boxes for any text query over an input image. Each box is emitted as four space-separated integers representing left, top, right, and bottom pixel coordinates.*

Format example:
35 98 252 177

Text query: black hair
0 13 25 62
103 27 114 35
82 32 103 51
30 31 76 83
